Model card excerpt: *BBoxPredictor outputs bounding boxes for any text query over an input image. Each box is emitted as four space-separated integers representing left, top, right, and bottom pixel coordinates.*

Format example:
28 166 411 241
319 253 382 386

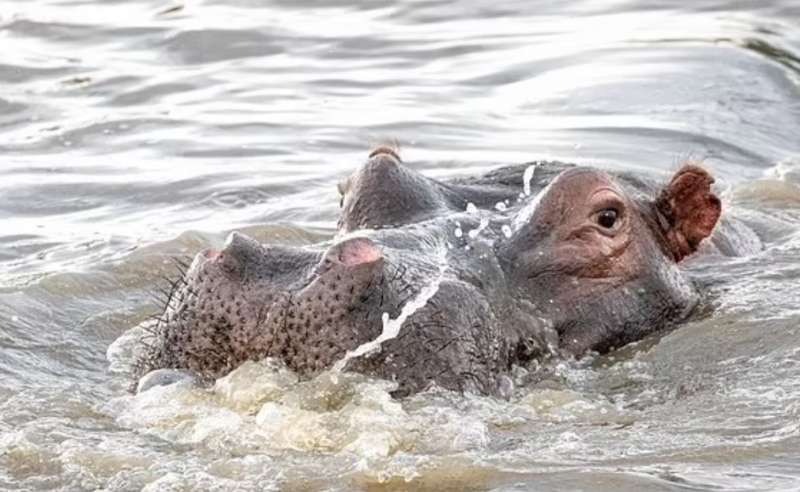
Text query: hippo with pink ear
136 146 730 397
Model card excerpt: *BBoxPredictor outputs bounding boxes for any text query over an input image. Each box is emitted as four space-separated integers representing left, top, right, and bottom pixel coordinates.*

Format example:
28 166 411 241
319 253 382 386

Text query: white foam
766 156 800 183
107 322 150 374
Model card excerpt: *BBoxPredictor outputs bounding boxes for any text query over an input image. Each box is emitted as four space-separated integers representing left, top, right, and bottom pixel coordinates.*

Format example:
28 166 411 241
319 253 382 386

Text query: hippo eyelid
590 201 624 221
587 187 625 215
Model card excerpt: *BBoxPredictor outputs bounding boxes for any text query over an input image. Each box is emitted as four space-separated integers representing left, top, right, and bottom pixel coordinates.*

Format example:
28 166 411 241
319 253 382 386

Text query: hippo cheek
278 238 388 373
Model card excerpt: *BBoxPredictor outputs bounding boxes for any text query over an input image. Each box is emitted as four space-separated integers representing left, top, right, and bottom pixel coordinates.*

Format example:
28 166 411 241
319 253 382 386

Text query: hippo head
137 148 722 396
498 165 721 354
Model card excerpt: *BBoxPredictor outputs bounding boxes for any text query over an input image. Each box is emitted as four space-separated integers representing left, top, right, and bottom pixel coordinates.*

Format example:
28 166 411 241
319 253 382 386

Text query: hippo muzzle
146 231 393 381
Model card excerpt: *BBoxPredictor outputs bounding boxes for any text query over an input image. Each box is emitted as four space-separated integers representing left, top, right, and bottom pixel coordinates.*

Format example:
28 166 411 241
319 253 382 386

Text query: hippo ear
655 164 722 262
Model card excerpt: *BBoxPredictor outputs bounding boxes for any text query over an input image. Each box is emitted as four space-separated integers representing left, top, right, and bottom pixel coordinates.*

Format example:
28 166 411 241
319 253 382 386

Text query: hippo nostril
202 249 221 260
223 231 250 252
334 237 383 267
214 231 261 278
220 231 261 261
313 237 383 277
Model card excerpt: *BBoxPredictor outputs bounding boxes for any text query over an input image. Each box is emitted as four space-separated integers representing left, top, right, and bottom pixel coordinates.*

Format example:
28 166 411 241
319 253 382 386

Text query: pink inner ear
337 238 383 266
660 164 722 261
689 194 722 239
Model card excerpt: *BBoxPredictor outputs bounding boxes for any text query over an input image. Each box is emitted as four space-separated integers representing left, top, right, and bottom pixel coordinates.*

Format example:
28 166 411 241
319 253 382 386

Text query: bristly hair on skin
129 255 193 391
368 140 402 161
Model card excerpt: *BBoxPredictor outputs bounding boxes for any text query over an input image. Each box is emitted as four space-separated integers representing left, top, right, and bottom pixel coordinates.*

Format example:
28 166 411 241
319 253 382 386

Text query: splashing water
332 247 449 373
522 163 538 196
468 217 490 239
513 179 554 232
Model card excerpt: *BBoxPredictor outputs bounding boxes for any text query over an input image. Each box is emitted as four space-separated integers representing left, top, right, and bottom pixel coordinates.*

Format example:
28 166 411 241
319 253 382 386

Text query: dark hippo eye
597 208 619 229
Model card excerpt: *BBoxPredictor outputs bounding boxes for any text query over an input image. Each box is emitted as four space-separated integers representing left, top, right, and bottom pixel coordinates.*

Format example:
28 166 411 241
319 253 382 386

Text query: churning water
1 0 800 490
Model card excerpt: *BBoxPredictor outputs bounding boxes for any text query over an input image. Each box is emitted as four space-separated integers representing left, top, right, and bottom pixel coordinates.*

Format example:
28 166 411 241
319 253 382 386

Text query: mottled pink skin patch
337 238 382 266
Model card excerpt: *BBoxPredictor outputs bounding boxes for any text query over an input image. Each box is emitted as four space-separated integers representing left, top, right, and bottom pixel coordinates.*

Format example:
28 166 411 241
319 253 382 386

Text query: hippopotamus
135 146 724 397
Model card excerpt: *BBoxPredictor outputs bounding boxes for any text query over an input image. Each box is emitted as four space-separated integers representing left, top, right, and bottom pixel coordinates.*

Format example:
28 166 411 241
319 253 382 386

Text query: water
1 0 799 490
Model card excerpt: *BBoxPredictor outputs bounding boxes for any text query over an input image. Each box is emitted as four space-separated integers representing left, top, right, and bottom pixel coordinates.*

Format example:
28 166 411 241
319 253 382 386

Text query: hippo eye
596 208 619 229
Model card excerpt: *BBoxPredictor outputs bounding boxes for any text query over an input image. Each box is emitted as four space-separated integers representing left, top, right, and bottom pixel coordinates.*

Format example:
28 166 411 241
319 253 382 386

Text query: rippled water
2 0 799 490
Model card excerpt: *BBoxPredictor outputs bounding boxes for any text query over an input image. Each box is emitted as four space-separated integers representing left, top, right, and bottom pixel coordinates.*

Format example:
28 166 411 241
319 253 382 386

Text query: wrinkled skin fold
136 146 726 397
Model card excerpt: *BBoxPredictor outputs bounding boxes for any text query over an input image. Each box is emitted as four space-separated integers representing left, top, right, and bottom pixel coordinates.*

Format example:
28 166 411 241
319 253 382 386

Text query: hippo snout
140 231 392 383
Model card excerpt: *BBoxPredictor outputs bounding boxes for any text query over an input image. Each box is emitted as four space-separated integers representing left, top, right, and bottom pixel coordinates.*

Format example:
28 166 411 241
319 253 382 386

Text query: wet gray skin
138 147 734 397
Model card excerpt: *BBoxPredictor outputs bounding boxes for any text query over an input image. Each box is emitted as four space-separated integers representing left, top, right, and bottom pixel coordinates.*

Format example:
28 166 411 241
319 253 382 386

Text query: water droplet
501 225 512 238
495 202 507 211
468 217 490 239
523 163 537 196
454 226 463 238
466 203 478 214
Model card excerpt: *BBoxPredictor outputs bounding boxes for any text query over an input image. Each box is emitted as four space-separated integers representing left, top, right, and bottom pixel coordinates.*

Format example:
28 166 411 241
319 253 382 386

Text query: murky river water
2 0 800 490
